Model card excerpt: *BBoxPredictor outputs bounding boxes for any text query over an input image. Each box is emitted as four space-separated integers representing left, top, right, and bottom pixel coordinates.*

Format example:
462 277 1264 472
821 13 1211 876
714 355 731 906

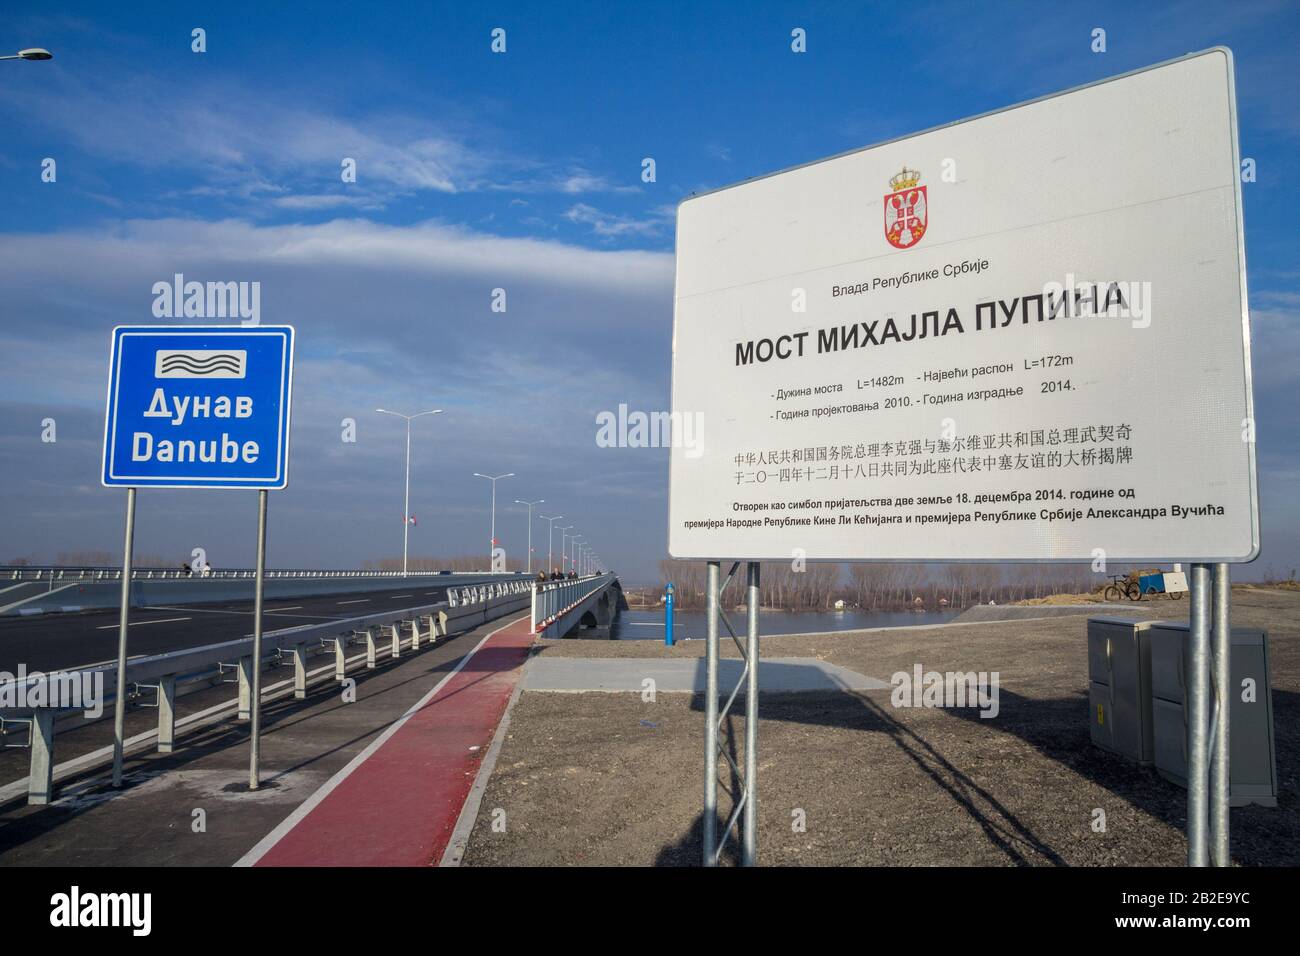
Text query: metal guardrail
0 579 533 805
530 573 614 633
2 565 529 583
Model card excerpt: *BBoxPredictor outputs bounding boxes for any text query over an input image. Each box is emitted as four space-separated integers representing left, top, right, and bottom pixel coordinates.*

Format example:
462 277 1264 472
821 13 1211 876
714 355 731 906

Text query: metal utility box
1147 622 1278 807
1087 617 1157 764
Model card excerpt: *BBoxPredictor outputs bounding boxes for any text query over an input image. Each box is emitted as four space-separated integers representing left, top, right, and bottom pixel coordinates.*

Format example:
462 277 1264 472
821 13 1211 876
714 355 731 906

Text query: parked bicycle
1103 574 1140 602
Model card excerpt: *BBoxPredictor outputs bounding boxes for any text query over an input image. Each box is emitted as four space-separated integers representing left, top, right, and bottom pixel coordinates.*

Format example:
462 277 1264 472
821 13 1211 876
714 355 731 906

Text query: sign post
249 489 268 790
102 324 294 791
111 487 136 787
670 50 1256 866
664 582 675 646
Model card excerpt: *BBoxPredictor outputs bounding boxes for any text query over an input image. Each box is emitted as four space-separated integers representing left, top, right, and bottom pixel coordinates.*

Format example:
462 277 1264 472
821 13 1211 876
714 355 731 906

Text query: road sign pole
249 489 268 790
1187 563 1212 865
703 561 719 865
743 561 760 866
403 417 411 576
1210 563 1232 865
111 487 137 788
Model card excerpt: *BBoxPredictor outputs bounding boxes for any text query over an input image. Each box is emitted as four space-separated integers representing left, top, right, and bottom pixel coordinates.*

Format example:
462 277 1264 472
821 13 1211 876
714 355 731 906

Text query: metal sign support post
248 489 268 790
702 560 760 867
743 561 760 866
703 562 719 864
111 487 137 788
1186 563 1212 865
1210 563 1231 865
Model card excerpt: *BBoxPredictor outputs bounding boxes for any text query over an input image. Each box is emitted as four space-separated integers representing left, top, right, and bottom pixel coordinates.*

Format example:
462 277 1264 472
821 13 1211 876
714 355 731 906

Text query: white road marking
0 584 76 614
390 594 413 599
336 599 370 606
77 653 148 668
95 616 190 630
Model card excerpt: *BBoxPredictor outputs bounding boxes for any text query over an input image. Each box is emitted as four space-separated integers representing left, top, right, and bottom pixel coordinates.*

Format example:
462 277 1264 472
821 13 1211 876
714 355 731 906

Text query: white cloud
0 216 676 576
562 203 672 239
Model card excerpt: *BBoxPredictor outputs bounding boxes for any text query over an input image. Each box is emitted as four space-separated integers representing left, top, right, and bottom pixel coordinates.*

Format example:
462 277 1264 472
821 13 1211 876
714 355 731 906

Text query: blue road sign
102 325 294 489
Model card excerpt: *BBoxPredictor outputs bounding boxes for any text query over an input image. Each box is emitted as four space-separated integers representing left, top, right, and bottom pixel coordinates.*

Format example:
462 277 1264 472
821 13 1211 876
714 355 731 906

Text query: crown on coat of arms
889 167 921 191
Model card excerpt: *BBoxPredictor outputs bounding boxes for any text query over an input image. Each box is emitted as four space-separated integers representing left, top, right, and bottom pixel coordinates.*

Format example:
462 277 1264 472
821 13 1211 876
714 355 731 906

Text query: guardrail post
334 636 349 681
389 623 401 659
238 656 254 720
157 676 177 753
409 619 421 651
292 644 309 700
29 711 57 805
364 628 377 669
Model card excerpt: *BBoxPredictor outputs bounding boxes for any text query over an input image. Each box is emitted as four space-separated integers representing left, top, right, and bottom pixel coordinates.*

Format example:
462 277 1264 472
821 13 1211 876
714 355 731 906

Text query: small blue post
664 582 675 646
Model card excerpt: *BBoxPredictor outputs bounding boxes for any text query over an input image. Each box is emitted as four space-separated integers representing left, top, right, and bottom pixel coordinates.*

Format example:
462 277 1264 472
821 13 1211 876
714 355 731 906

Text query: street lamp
474 472 514 570
571 537 585 576
514 498 544 574
538 514 563 575
557 526 573 576
375 408 442 575
0 48 53 61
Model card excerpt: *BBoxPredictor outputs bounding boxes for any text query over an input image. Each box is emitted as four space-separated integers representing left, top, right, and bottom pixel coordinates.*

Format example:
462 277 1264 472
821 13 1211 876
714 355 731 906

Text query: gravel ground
462 587 1297 866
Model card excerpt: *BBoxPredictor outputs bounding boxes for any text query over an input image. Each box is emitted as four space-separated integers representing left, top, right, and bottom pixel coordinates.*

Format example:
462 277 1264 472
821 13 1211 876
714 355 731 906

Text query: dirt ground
462 588 1298 866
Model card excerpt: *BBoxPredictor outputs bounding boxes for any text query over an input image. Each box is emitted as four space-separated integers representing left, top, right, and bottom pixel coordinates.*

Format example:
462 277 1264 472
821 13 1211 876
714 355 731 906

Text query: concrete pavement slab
522 656 888 693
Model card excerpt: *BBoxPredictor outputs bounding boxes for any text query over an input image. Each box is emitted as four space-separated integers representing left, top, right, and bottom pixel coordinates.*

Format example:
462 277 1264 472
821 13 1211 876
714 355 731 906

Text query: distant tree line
362 554 538 573
655 559 1105 610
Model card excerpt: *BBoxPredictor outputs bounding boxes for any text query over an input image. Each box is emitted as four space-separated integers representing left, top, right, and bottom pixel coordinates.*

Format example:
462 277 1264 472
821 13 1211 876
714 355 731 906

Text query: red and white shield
884 185 928 249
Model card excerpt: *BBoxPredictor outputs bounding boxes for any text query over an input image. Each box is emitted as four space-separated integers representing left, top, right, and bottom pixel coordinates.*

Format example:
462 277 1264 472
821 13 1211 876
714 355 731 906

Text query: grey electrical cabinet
1087 617 1156 764
1148 621 1278 807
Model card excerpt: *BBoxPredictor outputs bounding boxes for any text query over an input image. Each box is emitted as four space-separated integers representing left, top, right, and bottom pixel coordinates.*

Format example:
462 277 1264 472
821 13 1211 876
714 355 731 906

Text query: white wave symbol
154 349 248 378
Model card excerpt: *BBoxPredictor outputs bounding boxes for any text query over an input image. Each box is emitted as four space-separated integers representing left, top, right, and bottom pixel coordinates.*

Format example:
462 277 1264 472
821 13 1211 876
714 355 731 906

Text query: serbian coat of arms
884 167 927 249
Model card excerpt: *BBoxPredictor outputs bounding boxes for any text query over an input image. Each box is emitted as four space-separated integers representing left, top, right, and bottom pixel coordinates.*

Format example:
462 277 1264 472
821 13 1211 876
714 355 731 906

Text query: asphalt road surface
0 586 455 672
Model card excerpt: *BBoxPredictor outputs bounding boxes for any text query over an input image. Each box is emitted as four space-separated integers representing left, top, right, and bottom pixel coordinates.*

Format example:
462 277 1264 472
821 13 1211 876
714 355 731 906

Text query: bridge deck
0 612 531 866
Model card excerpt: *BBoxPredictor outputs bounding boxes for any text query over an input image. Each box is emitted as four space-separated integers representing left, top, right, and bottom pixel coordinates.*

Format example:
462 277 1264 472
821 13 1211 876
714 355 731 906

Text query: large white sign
668 49 1257 563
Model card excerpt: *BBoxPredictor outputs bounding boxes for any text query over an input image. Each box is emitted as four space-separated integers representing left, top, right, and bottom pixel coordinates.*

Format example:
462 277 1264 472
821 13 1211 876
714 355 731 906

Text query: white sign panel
668 49 1257 563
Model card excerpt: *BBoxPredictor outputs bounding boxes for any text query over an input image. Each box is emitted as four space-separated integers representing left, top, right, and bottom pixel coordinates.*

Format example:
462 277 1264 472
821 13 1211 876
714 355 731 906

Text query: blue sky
1 1 1298 582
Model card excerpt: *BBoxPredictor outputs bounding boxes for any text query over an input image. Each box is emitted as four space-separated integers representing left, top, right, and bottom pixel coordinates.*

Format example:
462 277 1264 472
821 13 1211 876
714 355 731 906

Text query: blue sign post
101 325 294 791
665 582 675 646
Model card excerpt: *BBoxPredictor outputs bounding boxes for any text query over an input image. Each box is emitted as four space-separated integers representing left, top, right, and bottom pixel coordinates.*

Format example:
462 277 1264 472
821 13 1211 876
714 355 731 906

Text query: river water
612 608 962 641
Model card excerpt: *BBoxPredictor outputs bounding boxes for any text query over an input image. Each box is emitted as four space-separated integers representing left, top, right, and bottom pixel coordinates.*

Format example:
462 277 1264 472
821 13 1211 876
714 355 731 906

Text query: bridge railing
0 580 534 805
2 565 528 583
530 573 614 633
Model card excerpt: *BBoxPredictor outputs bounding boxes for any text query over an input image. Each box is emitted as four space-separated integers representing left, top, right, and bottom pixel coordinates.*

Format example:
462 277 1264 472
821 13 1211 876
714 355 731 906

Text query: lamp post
474 472 514 569
375 408 442 575
514 499 544 574
539 514 563 575
571 537 585 575
558 526 573 576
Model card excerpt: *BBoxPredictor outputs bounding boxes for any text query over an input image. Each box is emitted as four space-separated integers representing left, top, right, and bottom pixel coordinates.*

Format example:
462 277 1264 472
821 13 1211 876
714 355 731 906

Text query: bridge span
0 571 624 818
